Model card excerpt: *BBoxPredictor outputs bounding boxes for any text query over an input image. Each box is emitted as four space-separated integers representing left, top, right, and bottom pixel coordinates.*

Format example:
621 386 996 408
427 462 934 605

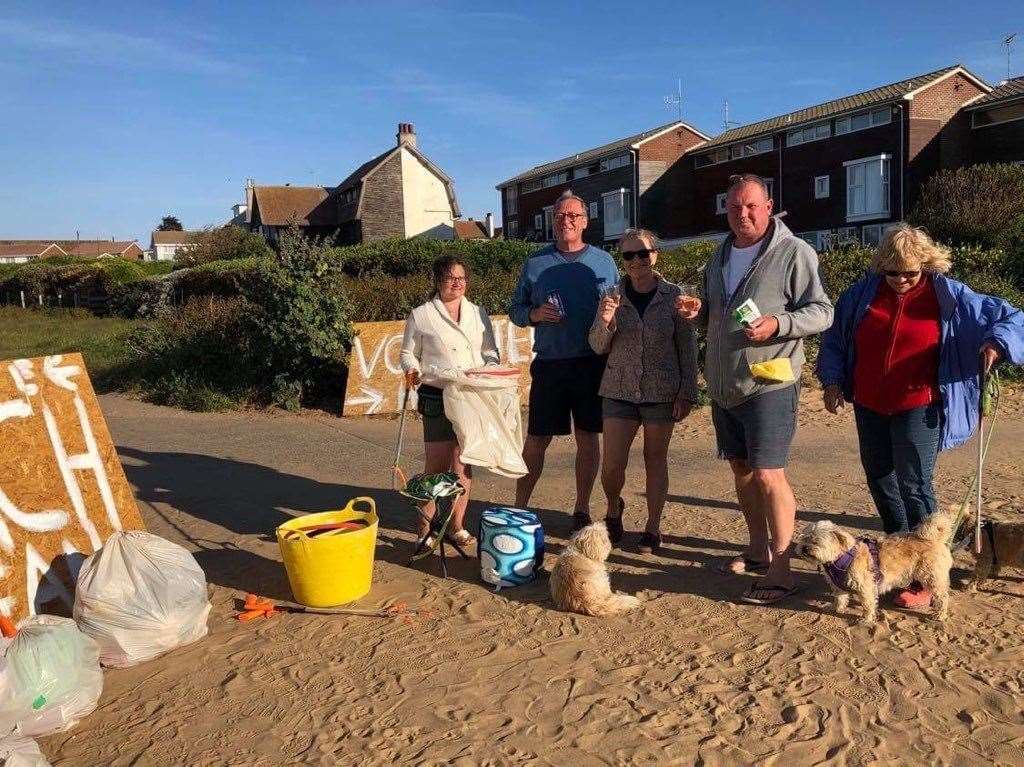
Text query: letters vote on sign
0 353 145 622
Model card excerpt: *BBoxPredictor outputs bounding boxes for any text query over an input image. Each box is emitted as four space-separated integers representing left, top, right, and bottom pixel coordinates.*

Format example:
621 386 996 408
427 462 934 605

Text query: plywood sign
0 353 145 622
343 315 535 416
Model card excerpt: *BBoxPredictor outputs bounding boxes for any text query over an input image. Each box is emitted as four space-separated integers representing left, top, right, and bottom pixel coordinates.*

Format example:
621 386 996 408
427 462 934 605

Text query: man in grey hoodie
694 174 833 605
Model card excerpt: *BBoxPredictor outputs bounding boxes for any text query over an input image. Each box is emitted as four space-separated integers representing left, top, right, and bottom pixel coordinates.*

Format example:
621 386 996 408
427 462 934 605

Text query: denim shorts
602 397 675 423
711 384 799 469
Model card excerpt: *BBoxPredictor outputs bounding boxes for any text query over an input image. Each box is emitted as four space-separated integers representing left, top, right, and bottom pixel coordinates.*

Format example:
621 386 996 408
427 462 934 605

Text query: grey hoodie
697 216 834 408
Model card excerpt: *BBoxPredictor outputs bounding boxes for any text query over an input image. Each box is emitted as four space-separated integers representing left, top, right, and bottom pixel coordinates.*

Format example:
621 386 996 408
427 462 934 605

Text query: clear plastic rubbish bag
0 733 51 767
0 615 103 738
442 368 527 479
73 531 211 668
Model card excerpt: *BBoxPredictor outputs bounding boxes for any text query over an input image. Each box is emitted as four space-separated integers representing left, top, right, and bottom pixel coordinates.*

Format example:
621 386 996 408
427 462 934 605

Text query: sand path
40 391 1024 766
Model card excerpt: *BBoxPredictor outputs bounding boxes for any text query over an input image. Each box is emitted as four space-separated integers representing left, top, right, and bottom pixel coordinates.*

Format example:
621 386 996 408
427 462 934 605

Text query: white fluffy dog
550 522 641 616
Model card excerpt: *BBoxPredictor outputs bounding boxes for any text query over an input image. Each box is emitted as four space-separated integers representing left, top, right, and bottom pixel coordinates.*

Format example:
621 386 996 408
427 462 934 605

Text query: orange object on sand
0 616 16 638
239 593 276 621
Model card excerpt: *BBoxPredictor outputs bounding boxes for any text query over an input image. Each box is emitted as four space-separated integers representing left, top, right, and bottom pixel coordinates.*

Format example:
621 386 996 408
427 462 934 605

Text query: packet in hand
733 298 762 327
546 291 566 319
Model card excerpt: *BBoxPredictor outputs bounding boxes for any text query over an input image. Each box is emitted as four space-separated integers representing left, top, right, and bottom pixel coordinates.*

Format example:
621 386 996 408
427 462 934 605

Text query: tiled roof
0 240 139 258
453 219 489 239
499 121 707 187
968 75 1024 107
251 185 338 227
0 241 64 258
700 65 986 150
151 230 197 245
336 148 395 193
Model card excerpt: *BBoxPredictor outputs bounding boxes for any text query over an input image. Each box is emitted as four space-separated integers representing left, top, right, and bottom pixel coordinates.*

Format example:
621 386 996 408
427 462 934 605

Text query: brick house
453 214 500 240
496 121 710 246
962 76 1024 165
243 123 460 245
685 65 990 248
0 240 143 265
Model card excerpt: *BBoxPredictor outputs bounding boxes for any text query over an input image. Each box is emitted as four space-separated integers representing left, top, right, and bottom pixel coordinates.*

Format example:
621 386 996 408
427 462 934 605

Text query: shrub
173 225 273 269
818 246 874 300
327 237 537 278
908 163 1024 248
650 240 718 286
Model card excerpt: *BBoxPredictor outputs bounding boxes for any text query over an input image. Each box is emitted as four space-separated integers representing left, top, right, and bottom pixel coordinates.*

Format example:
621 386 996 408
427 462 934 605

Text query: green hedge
0 257 153 298
326 237 538 278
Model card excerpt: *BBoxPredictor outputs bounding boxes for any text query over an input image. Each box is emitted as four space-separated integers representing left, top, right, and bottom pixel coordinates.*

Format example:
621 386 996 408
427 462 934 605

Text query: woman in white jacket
400 255 499 548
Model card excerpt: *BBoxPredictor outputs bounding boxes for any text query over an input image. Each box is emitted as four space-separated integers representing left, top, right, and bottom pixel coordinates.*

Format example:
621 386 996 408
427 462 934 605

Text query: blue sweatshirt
509 244 619 360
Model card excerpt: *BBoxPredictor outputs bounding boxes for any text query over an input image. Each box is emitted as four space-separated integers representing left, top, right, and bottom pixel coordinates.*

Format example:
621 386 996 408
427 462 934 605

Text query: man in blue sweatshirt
509 190 619 529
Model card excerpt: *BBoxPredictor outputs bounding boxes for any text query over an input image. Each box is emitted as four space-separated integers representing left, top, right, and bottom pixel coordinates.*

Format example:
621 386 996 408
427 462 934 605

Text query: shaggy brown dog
550 523 640 617
793 514 953 625
962 509 1024 592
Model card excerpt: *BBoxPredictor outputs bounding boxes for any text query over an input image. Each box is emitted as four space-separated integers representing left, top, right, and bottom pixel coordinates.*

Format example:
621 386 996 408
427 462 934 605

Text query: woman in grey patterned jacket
589 228 700 554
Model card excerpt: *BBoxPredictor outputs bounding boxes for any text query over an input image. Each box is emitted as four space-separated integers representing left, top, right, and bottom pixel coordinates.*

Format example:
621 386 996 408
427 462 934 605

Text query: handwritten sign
343 315 535 416
0 354 145 622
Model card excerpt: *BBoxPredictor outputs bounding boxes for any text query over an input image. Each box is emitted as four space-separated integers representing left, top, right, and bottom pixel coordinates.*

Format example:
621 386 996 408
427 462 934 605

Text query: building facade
963 76 1024 165
149 230 199 261
496 121 709 247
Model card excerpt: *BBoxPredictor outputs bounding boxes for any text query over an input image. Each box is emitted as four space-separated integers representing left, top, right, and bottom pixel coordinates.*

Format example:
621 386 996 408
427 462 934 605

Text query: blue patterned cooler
478 508 544 589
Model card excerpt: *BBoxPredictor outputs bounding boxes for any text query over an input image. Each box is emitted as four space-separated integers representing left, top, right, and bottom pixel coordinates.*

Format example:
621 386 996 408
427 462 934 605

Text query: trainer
695 174 833 605
509 189 619 530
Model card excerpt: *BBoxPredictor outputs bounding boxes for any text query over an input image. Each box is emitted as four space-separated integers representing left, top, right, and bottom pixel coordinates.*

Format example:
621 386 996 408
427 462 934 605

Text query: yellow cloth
749 358 795 383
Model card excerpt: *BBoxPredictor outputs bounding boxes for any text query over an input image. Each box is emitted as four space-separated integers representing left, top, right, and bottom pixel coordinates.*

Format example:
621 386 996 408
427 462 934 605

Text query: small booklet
733 298 762 327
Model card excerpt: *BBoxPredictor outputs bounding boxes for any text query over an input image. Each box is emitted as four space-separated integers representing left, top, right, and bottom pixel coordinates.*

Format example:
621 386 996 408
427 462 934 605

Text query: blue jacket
817 272 1024 451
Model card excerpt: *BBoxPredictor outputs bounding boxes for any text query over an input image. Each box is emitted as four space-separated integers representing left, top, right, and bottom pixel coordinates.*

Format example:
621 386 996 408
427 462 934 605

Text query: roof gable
700 65 989 150
967 75 1024 108
251 185 337 227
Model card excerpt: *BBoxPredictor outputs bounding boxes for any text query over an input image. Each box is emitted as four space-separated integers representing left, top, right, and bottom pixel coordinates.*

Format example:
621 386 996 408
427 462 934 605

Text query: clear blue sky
1 1 1021 244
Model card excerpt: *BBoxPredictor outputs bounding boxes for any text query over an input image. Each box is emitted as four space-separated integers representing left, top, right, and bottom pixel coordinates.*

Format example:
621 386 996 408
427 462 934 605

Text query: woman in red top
820 226 1006 608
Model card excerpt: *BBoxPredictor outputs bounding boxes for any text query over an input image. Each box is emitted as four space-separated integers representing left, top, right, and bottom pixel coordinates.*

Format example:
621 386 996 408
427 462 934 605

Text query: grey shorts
602 397 675 424
416 386 456 443
711 384 799 469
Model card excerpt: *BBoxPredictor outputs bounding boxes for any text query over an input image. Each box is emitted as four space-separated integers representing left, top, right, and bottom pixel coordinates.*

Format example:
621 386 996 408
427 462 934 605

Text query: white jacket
400 297 499 387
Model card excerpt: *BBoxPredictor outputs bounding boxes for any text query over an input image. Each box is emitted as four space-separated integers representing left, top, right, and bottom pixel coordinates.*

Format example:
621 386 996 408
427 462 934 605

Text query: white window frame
814 175 830 199
862 223 885 247
715 192 728 215
542 171 568 189
601 188 630 238
588 201 598 219
533 213 543 232
835 106 892 136
797 231 822 250
543 206 554 240
787 121 831 147
507 219 518 237
844 154 890 222
600 154 631 173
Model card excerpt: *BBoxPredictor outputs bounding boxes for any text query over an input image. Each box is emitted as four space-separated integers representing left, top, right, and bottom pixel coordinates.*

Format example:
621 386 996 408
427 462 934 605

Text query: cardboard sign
343 315 535 416
0 354 145 621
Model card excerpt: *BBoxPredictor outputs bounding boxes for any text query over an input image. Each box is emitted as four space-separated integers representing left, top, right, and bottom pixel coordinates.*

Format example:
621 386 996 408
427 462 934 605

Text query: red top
853 274 941 415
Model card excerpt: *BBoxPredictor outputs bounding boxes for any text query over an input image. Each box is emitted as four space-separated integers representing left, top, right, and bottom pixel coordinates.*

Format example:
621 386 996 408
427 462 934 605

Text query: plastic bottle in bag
0 615 103 738
73 531 211 668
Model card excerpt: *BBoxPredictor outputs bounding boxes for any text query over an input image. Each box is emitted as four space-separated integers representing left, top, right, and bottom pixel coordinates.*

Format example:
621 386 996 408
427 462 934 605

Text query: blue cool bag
477 508 544 589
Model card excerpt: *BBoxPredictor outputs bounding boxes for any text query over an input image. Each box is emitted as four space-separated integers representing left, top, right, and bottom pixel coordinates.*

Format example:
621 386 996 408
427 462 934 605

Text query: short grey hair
554 189 587 212
726 173 771 201
619 228 660 251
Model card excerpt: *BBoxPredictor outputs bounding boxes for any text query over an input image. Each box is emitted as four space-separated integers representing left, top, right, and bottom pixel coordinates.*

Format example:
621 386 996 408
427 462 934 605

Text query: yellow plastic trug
749 358 795 383
276 497 379 607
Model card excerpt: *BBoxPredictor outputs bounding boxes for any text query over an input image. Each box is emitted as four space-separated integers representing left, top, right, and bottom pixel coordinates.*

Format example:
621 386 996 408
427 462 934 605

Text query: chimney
485 212 495 238
232 203 247 218
397 122 417 149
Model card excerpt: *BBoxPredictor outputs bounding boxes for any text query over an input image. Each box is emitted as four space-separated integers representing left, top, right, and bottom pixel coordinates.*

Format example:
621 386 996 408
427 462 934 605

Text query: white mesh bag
73 531 211 668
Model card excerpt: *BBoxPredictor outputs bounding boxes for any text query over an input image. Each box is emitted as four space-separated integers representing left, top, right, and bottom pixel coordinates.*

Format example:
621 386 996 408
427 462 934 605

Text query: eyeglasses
554 213 586 222
883 270 921 279
444 275 468 283
621 249 654 261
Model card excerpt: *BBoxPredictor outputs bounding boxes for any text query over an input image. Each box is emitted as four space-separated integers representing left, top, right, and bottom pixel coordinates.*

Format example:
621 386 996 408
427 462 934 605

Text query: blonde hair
619 228 660 251
872 224 952 274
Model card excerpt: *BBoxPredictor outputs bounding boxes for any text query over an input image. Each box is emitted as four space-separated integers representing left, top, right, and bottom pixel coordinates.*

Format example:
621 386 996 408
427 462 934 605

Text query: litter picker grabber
391 384 411 492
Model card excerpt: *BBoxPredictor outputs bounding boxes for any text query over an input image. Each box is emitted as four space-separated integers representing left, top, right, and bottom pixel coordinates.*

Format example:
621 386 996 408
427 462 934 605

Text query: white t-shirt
723 242 761 298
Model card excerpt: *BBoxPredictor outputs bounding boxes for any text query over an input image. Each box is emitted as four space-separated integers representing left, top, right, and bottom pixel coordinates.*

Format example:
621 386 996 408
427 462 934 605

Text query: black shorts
416 385 457 443
528 356 605 436
711 384 799 469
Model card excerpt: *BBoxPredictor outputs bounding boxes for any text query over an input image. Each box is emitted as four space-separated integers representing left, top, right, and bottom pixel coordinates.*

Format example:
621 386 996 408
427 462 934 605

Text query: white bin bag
442 368 527 479
73 531 211 668
0 616 103 738
0 733 51 767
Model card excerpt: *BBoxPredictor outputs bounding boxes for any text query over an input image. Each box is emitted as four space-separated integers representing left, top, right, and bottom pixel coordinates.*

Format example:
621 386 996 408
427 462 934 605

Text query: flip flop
740 582 802 605
717 556 770 576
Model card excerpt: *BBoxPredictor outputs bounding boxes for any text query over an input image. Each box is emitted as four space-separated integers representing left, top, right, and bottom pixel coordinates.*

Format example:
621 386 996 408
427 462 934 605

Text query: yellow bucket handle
345 497 377 518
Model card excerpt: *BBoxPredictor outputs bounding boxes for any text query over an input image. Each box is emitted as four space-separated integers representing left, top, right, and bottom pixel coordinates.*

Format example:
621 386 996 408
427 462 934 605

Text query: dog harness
822 538 883 592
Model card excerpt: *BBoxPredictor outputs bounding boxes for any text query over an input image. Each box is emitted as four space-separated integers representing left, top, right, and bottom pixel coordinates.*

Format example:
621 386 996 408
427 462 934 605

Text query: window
523 178 542 193
543 206 554 240
787 121 831 146
505 188 517 216
797 231 822 249
731 145 745 160
507 219 518 237
862 224 885 247
600 154 630 172
972 101 1024 128
533 213 543 231
574 163 599 179
542 171 568 188
602 189 630 238
844 154 890 221
715 193 728 215
835 106 891 135
588 201 598 219
694 153 712 168
814 175 830 199
763 178 775 200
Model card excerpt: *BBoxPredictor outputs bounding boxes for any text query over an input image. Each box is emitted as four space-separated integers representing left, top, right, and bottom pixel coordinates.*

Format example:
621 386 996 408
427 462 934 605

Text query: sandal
451 529 476 548
740 581 802 605
605 498 625 545
717 556 770 576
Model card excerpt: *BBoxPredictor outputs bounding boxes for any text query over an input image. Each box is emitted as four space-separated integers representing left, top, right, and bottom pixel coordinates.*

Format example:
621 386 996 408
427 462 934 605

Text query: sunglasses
883 270 921 279
621 248 654 261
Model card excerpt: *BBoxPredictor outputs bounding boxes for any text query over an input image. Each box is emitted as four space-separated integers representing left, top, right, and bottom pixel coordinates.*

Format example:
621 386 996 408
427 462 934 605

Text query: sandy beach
38 390 1024 766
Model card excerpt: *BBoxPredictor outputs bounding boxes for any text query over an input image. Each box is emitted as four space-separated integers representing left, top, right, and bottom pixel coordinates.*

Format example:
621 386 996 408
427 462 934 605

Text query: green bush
173 226 274 269
327 237 537 278
909 163 1024 248
0 257 149 298
818 246 873 300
